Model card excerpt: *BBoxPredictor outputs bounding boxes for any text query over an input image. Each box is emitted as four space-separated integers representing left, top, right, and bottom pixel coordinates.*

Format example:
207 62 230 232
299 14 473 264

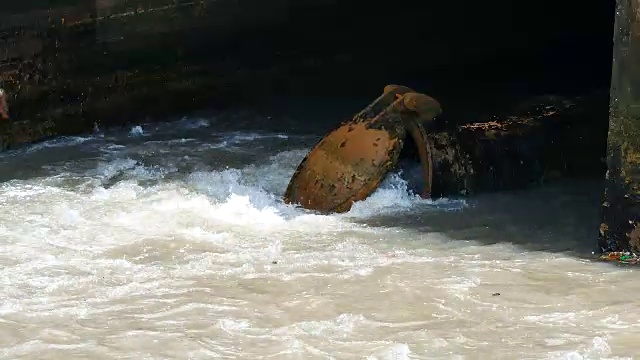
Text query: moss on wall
599 0 640 253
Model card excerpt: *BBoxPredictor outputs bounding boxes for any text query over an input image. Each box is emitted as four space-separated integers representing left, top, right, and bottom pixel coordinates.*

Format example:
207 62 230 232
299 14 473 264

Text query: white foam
177 116 211 129
367 343 411 360
345 173 467 218
547 336 623 360
0 123 631 359
129 125 145 137
222 131 289 144
29 136 94 151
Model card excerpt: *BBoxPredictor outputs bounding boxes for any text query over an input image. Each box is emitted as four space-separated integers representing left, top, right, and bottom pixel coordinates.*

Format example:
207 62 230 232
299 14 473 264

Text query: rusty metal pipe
402 119 434 198
350 84 414 123
390 92 441 199
283 87 442 213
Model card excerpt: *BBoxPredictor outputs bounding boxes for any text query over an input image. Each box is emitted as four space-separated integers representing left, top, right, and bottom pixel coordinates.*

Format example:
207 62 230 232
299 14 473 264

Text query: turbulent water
0 112 638 360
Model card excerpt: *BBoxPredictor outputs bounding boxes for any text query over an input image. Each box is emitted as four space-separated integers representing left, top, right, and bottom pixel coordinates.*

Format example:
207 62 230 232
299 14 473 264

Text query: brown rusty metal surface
402 91 442 120
284 120 404 213
283 86 442 213
426 131 475 197
399 92 442 198
404 119 433 198
283 85 413 212
285 90 604 212
347 84 413 124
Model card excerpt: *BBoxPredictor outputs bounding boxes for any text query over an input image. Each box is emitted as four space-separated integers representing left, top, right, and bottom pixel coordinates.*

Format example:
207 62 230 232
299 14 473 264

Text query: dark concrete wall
0 0 614 149
600 0 640 254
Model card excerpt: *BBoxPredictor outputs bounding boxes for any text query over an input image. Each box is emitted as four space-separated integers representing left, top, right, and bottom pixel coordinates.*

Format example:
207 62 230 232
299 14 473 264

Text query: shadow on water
351 178 605 258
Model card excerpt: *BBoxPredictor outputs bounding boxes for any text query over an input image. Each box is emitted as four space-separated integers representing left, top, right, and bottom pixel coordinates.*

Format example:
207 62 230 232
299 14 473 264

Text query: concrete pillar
600 0 640 253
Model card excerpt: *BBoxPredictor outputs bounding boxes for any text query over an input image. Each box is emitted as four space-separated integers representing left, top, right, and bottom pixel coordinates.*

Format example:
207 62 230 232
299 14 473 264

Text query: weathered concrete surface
0 0 297 150
445 92 609 197
599 0 640 253
0 0 613 152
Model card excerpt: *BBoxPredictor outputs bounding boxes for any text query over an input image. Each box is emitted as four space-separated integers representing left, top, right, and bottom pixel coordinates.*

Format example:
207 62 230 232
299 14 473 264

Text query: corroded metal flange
283 85 441 213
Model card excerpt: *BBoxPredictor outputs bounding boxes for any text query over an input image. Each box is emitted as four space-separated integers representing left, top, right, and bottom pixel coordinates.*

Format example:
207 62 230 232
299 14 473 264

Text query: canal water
0 111 637 359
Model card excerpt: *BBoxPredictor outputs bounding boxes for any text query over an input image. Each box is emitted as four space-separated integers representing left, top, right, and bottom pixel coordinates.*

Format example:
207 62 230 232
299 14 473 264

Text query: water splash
129 125 145 137
0 116 635 359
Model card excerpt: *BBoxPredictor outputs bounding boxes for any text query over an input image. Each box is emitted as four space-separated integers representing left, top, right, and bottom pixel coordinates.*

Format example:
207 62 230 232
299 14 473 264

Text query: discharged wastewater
0 112 638 359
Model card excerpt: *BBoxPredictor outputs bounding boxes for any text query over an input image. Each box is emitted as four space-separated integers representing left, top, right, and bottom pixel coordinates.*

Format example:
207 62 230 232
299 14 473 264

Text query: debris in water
598 252 640 264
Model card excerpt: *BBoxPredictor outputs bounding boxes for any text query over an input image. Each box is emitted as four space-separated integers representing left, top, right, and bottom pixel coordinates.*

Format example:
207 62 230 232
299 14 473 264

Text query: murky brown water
0 115 637 359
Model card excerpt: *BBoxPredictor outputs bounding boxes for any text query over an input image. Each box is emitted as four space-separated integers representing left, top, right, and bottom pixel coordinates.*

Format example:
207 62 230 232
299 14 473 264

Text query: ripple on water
0 122 638 359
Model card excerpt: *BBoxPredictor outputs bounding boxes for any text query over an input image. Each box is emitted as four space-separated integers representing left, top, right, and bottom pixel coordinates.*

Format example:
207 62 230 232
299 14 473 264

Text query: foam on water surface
0 119 638 359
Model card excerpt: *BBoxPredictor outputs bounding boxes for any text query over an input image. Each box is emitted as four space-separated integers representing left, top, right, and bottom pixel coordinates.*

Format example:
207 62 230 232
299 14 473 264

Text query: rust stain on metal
405 119 433 198
284 120 401 213
283 85 442 213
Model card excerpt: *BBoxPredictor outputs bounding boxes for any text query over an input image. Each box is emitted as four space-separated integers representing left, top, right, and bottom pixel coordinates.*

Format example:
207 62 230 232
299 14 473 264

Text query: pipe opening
397 129 424 196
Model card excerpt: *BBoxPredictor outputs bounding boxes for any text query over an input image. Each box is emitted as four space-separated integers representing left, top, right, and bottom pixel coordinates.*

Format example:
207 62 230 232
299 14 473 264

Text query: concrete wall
0 0 613 150
0 0 266 148
600 0 640 253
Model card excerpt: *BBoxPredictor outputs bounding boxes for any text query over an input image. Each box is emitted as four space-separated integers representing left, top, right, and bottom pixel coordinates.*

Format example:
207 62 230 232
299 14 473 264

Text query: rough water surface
0 113 637 360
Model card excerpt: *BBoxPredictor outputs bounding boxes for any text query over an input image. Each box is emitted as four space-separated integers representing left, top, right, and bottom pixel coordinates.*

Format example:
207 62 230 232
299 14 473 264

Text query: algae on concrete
600 0 640 253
